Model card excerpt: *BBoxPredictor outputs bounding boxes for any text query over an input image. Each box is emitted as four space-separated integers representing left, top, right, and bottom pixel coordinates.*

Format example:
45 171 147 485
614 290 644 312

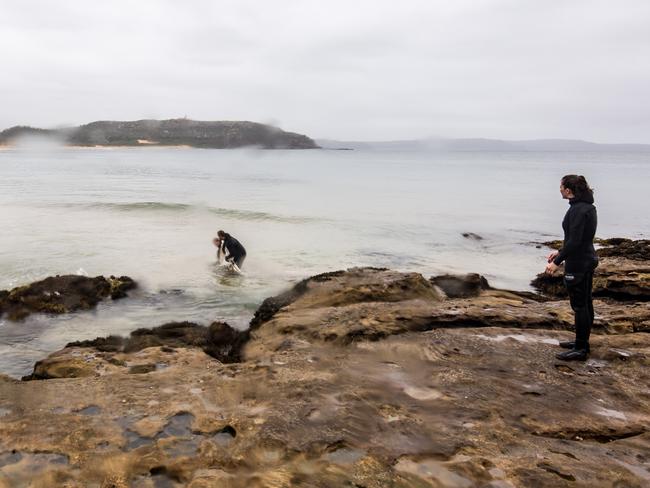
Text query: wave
206 206 318 223
48 201 320 224
89 202 192 212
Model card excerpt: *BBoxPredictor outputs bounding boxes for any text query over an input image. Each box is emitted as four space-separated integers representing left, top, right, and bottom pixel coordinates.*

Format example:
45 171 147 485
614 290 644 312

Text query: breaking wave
51 201 319 224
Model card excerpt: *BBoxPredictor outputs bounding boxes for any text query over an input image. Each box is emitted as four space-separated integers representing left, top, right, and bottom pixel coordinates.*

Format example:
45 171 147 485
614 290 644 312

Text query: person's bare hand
545 262 559 275
547 250 559 263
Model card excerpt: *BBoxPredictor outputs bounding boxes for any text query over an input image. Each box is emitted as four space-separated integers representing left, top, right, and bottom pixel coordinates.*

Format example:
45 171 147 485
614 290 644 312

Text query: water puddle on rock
158 413 194 438
118 412 235 457
0 451 69 486
163 438 201 458
78 405 102 416
125 430 154 450
157 414 200 458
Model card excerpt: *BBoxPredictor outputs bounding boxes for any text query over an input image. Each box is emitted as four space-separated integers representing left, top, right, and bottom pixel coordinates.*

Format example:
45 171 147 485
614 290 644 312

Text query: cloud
1 0 649 142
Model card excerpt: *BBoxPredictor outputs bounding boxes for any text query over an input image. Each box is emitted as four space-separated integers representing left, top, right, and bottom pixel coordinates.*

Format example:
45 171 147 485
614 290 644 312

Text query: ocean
1 146 649 377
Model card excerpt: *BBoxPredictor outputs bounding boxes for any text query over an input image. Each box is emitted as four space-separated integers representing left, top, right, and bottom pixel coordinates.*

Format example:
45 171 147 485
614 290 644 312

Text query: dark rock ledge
0 275 136 321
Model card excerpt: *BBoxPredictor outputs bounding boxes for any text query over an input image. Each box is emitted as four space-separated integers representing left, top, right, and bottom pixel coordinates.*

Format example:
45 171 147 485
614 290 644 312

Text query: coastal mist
1 147 649 377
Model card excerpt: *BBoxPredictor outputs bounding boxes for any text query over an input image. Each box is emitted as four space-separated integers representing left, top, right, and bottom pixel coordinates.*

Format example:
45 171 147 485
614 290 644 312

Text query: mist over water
1 147 649 377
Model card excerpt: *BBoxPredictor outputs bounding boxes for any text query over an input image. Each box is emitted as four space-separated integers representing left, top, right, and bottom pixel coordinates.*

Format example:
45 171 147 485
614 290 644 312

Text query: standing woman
545 175 598 361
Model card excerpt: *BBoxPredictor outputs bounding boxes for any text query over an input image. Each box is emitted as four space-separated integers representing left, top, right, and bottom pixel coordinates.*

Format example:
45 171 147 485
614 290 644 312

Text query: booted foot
556 349 588 361
559 341 590 352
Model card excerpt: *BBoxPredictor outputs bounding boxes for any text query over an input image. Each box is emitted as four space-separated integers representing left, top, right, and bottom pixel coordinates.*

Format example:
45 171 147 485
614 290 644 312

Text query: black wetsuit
222 233 247 268
553 194 598 351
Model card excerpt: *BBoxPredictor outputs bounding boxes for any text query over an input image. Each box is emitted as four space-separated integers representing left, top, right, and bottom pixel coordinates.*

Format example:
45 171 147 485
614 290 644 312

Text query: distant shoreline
0 119 320 150
0 144 319 150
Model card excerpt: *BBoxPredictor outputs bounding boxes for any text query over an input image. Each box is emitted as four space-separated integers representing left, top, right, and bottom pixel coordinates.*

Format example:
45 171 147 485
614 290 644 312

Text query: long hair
561 174 594 201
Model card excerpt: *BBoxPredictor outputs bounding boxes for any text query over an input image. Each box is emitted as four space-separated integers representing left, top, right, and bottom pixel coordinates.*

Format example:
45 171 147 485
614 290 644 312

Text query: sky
1 0 649 142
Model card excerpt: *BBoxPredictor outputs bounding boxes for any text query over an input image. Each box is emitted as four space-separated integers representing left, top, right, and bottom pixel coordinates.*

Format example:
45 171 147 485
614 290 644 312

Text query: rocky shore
1 241 649 487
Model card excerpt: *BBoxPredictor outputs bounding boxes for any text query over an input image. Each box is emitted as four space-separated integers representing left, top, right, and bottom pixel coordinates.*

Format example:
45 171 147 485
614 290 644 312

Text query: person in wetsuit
215 230 247 270
545 175 598 361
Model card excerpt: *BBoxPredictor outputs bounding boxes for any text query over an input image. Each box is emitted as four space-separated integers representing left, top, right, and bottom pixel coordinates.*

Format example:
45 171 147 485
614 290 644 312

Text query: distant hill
0 119 319 149
0 126 58 143
317 137 650 152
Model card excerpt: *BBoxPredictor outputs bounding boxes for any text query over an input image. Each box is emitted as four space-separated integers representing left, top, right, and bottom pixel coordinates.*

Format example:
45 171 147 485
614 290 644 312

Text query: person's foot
556 349 588 361
558 341 590 352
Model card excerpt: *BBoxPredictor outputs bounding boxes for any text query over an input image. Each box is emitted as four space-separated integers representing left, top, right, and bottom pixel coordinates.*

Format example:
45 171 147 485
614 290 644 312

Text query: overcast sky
1 0 649 142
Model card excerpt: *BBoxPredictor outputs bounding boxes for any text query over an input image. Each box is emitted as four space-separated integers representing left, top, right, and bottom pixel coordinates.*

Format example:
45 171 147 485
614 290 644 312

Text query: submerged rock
0 275 136 320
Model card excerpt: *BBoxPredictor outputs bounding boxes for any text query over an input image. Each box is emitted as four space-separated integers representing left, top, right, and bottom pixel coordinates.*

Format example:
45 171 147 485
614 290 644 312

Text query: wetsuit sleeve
553 207 586 265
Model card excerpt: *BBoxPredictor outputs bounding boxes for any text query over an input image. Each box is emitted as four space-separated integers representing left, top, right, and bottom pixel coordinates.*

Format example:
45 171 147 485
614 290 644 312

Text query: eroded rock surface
2 266 650 487
0 275 136 321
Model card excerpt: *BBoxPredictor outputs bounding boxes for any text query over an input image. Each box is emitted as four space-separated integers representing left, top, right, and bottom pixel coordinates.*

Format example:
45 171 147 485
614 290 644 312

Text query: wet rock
26 321 250 379
530 271 567 298
597 238 650 261
533 238 650 300
430 273 491 298
0 274 136 321
21 348 120 380
127 322 209 352
204 322 250 364
108 275 137 299
541 237 650 260
532 257 650 300
66 322 205 352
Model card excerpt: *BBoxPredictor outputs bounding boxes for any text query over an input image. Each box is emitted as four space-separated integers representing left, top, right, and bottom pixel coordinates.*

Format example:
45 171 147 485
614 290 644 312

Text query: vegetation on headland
0 119 320 149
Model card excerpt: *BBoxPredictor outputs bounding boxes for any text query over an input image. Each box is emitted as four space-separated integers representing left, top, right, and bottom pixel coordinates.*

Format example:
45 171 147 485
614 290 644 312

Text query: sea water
1 146 649 376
